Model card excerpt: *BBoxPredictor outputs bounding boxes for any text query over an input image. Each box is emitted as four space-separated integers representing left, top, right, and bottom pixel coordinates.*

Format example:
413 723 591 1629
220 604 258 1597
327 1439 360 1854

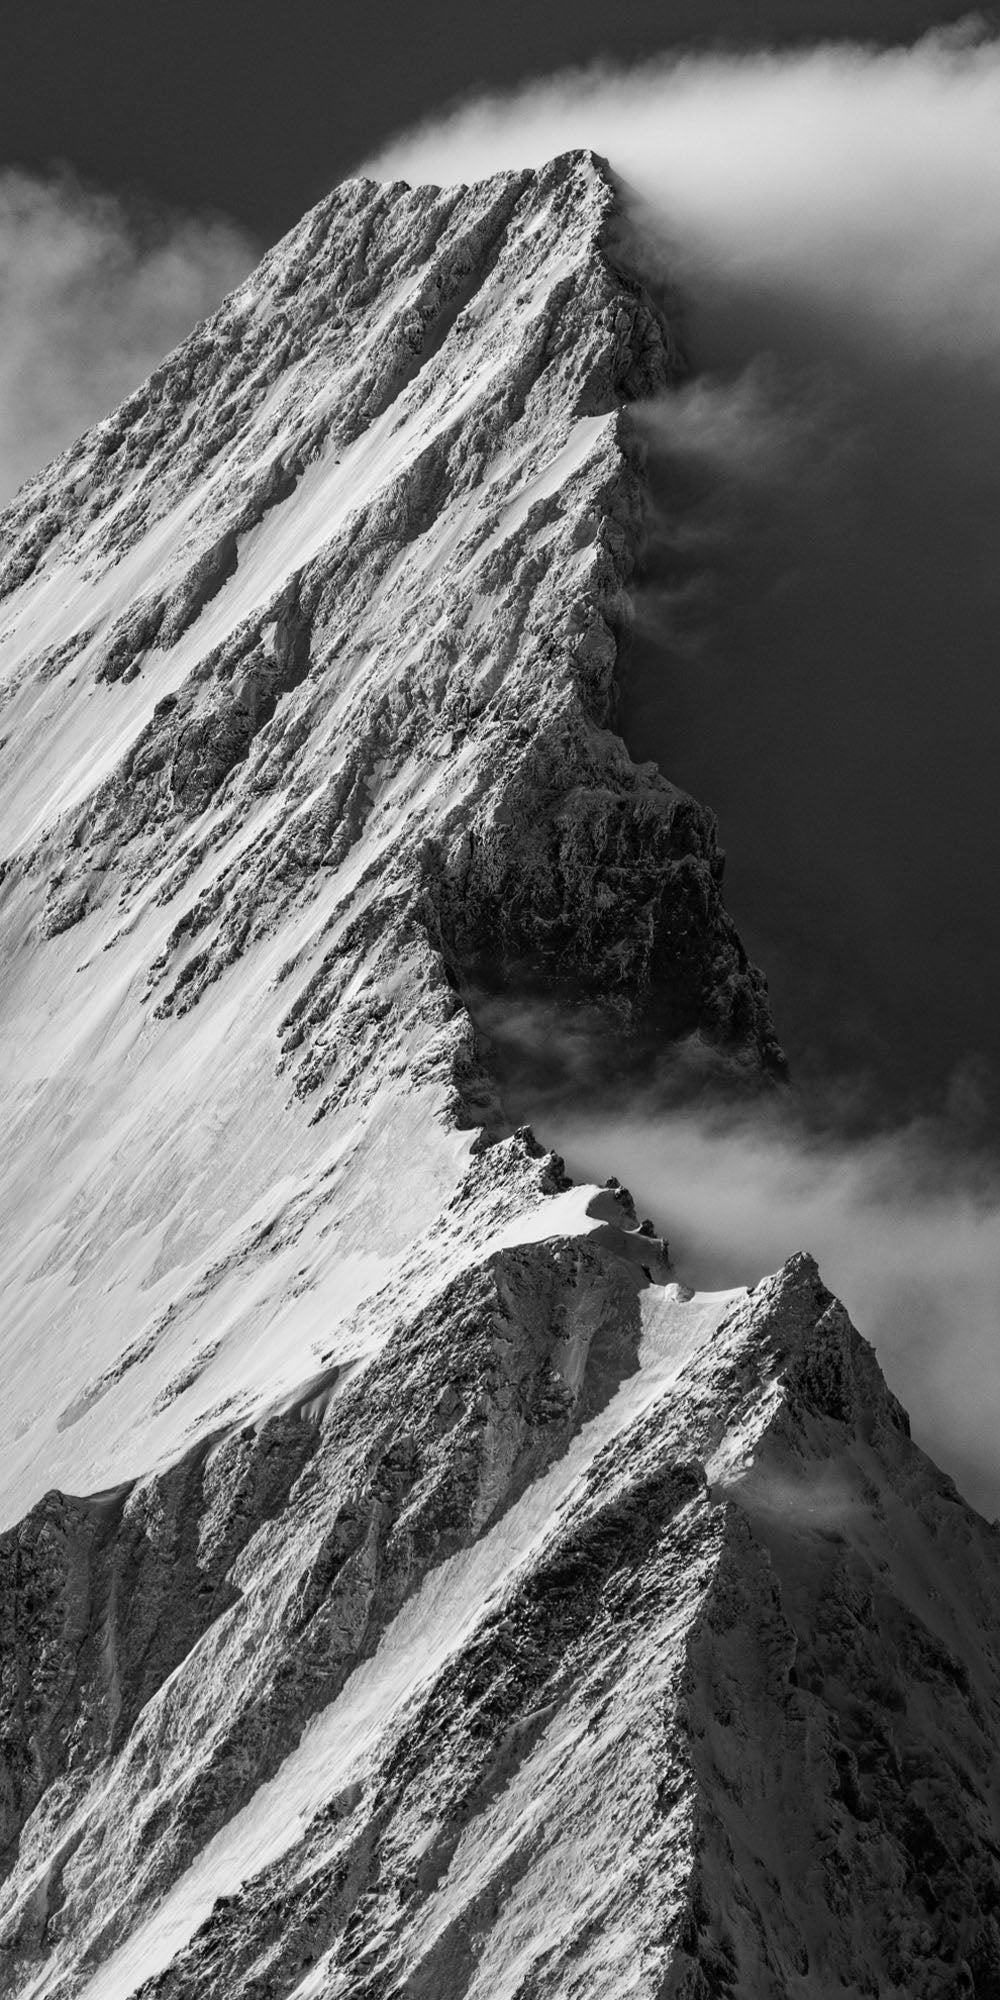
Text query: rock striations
1 151 999 1998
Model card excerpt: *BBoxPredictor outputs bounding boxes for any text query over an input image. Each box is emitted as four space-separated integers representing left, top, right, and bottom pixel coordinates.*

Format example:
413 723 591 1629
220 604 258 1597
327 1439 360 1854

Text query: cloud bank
0 169 257 505
368 28 1000 363
378 32 1000 1509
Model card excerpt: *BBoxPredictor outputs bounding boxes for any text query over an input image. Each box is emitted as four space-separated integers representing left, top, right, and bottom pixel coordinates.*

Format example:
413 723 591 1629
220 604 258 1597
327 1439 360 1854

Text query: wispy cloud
0 169 258 504
561 1099 1000 1518
473 992 1000 1513
367 28 1000 363
369 38 1000 1119
395 32 1000 1509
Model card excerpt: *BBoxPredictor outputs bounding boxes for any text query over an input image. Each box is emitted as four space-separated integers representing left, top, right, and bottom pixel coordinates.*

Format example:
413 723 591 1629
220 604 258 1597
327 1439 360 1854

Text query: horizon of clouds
0 167 258 506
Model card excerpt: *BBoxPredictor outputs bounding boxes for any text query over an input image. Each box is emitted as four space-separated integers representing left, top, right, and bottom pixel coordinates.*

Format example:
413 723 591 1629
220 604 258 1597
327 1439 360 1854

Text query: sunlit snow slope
3 152 1000 2000
0 151 775 1531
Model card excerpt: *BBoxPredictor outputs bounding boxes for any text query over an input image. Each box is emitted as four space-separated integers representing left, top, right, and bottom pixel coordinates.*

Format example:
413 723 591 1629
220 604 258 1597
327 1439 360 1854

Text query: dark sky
623 264 1000 1137
2 0 984 238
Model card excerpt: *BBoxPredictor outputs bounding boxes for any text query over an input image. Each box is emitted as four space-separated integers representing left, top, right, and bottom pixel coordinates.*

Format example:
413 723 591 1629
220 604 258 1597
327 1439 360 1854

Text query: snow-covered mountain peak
0 152 778 1534
4 153 1000 2000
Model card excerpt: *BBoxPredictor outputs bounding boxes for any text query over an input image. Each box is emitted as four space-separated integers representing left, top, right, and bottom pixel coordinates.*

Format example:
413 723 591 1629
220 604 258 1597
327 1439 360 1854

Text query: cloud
370 28 1000 1093
0 169 258 504
366 28 1000 363
423 11 1000 1510
472 993 1000 1511
558 1098 1000 1518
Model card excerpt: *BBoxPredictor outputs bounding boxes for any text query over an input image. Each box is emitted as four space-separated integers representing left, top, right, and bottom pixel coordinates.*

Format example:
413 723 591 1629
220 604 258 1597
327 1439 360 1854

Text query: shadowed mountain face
3 154 1000 1999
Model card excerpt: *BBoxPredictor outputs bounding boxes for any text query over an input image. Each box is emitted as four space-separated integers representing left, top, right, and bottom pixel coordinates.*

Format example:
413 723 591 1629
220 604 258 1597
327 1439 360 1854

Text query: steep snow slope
4 151 1000 2000
0 151 777 1536
6 1154 1000 1999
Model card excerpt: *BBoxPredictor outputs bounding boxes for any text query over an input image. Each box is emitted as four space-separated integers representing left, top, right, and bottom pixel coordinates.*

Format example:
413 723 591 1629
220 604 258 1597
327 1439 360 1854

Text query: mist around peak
373 30 1000 1513
4 32 1000 1502
369 27 1000 1121
0 170 258 506
567 1101 1000 1520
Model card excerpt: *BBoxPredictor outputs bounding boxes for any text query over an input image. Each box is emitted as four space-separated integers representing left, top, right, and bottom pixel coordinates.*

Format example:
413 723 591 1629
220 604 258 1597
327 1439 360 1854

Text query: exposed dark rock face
0 1411 325 1881
0 1142 661 1986
6 1174 1000 1999
430 714 771 1053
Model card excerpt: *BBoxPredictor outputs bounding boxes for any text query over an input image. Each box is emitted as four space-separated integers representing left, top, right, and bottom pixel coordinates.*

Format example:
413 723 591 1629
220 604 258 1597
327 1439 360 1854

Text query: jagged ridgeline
2 154 1000 1998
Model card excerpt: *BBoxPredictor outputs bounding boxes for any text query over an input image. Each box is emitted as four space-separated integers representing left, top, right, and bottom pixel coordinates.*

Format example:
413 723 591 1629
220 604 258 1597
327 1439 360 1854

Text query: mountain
1 150 999 1998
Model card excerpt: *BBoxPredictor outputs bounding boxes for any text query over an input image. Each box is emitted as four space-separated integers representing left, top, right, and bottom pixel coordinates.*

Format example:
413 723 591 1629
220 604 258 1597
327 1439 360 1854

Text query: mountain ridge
0 149 777 1531
2 150 998 1999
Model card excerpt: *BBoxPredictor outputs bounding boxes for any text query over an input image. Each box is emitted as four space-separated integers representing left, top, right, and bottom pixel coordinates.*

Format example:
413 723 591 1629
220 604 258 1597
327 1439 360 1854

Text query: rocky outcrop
5 1156 999 1998
0 1139 665 1987
0 1409 325 1881
429 708 770 1050
676 1276 1000 1999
